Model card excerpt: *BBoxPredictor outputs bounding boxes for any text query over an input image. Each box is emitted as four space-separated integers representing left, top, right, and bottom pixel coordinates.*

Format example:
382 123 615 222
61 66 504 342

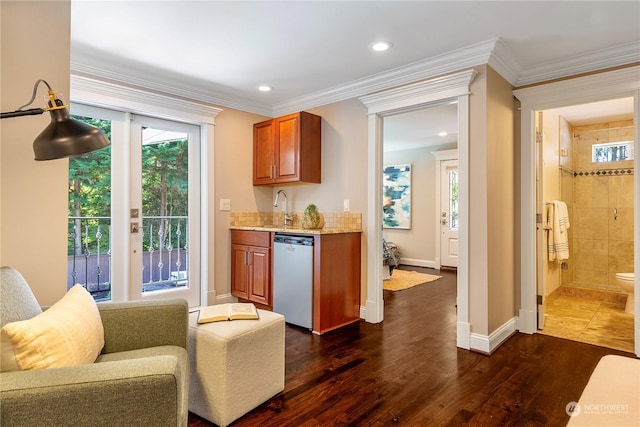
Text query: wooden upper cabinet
253 111 321 186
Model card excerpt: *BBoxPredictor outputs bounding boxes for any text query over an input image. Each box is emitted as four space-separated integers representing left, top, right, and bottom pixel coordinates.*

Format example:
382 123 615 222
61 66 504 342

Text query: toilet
616 272 635 314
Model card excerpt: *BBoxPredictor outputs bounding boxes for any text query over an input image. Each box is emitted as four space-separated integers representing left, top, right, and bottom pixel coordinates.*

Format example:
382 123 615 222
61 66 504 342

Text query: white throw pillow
1 284 105 370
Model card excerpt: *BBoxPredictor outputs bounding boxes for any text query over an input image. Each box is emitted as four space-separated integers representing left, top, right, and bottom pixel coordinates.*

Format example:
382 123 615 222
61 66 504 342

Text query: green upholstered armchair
0 267 190 427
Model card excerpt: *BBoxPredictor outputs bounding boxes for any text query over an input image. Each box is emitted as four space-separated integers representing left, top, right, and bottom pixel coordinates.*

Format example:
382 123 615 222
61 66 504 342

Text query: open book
197 303 259 324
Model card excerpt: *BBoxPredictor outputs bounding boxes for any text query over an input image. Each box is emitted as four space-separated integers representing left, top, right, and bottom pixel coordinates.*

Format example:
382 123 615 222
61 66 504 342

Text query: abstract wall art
383 164 411 229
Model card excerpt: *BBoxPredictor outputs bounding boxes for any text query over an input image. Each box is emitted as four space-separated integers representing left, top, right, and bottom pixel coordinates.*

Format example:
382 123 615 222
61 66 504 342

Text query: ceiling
70 1 639 150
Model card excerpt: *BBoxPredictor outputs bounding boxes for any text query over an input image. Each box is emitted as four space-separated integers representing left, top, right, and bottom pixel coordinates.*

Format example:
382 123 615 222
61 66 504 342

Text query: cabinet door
274 113 300 183
253 119 275 185
230 244 249 299
248 246 271 305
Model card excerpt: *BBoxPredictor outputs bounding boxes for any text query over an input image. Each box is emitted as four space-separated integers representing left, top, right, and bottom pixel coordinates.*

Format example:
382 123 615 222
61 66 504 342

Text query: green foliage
68 117 190 255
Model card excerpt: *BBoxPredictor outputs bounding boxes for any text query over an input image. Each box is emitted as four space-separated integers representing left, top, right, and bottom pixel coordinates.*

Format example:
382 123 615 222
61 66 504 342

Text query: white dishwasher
273 234 314 330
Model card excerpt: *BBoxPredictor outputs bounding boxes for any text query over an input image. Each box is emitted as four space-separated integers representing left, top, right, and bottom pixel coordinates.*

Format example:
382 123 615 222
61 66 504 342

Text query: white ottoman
187 309 285 427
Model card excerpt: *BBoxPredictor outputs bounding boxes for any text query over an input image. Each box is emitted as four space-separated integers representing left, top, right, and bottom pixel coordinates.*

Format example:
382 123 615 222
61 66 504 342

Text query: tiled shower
560 119 634 292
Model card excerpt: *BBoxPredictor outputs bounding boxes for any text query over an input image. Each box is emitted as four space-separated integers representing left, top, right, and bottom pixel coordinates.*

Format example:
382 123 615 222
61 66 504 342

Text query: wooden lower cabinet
312 232 361 334
231 230 271 306
230 229 362 333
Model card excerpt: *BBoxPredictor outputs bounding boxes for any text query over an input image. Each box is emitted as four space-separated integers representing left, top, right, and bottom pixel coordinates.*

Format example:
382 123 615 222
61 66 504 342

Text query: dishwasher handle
274 234 314 246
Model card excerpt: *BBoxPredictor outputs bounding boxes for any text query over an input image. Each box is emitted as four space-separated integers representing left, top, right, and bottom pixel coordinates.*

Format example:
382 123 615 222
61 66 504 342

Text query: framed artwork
383 164 411 229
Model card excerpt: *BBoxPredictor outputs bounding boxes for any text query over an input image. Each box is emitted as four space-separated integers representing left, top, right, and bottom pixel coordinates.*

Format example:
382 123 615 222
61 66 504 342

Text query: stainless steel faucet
273 190 293 228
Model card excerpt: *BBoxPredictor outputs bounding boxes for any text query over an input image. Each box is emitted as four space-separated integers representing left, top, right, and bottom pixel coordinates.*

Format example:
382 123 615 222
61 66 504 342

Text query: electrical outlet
220 199 231 211
343 199 350 212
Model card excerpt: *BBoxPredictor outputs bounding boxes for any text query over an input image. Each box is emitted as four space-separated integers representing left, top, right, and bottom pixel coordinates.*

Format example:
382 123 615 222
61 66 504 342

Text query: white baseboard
470 317 518 354
399 258 437 269
215 293 237 304
360 305 366 319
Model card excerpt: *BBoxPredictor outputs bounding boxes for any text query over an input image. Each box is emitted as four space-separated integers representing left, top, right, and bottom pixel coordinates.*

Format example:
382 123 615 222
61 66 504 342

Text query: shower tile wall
563 119 634 291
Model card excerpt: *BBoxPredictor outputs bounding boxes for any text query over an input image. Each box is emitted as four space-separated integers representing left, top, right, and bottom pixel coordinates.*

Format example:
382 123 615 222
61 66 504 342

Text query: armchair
0 267 189 427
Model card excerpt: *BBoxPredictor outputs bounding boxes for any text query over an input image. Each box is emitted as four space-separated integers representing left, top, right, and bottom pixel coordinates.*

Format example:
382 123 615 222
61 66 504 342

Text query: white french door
69 104 201 306
129 115 201 305
440 159 459 267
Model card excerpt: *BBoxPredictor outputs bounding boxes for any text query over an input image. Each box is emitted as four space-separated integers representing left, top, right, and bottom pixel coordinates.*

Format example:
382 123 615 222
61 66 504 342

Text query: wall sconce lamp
0 79 110 160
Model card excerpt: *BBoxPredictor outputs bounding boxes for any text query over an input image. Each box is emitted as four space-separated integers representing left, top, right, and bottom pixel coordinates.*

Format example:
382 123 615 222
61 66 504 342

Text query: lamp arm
1 79 64 120
1 108 45 119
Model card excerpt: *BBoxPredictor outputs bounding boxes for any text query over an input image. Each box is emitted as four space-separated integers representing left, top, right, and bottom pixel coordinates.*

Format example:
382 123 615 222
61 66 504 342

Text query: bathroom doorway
535 97 635 353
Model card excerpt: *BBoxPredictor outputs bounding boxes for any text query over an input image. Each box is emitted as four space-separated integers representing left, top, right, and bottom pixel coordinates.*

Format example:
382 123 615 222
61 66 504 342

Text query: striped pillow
1 284 104 370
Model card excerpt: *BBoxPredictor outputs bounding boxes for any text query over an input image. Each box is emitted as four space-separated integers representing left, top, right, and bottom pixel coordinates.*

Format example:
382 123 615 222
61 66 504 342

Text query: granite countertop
229 225 361 235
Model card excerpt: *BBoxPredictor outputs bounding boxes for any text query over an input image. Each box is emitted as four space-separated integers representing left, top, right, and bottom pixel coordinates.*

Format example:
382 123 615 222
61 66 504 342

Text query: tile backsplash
230 211 362 231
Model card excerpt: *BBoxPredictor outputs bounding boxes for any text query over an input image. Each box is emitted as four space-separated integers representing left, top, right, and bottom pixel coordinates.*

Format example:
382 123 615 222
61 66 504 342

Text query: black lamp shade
33 107 110 161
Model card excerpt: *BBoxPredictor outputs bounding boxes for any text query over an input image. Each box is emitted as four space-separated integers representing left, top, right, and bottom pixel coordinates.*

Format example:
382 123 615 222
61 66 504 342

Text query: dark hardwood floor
189 267 634 427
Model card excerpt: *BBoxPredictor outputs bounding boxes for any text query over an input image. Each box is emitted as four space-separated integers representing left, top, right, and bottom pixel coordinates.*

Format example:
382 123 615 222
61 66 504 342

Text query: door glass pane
140 127 190 293
68 116 112 301
449 169 459 230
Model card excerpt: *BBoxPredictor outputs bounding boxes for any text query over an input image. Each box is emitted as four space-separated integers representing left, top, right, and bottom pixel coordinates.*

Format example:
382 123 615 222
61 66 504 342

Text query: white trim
364 112 384 324
515 41 640 87
360 70 477 115
469 317 518 354
71 75 222 308
215 293 237 304
456 93 471 350
360 70 476 349
514 66 640 357
71 74 222 124
72 38 638 118
201 123 214 308
635 91 640 357
399 258 437 269
513 67 640 110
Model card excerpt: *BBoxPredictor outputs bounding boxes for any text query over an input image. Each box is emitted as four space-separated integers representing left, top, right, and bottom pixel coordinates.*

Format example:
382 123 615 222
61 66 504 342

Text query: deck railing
68 216 189 301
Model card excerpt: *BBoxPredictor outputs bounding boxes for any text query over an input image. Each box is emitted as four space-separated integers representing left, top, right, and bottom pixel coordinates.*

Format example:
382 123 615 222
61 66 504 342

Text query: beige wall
212 106 270 302
486 67 516 333
468 66 490 334
1 1 71 305
212 99 369 302
468 65 517 335
383 144 457 265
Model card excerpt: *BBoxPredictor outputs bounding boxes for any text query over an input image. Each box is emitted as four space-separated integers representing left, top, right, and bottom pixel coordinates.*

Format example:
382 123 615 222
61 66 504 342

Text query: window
592 141 634 163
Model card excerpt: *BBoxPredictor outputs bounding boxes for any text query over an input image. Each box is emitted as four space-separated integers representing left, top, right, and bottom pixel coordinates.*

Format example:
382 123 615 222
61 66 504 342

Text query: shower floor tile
539 293 634 353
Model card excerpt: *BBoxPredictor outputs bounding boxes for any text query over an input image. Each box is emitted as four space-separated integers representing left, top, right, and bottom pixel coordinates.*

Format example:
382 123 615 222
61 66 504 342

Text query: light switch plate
220 199 231 211
343 199 350 212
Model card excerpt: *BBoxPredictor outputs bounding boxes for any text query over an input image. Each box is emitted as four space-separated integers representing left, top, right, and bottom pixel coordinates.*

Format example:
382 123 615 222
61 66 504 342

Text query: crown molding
71 74 222 124
273 39 496 116
71 60 273 117
71 38 639 117
487 38 522 86
514 41 640 87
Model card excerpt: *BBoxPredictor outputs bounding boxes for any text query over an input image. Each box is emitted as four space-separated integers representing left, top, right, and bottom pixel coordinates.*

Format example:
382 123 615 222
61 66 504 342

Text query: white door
129 115 201 305
440 160 459 267
68 106 201 306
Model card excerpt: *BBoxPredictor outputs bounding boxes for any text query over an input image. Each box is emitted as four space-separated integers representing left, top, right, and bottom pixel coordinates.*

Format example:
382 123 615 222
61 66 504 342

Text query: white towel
547 200 570 262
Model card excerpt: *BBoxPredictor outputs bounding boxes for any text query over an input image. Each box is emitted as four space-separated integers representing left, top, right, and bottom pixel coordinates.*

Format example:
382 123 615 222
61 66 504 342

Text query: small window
592 141 634 163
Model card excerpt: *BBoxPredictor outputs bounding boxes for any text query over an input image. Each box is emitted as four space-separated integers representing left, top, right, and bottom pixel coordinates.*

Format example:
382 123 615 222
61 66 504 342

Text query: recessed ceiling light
438 132 448 137
370 41 393 52
258 85 272 92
